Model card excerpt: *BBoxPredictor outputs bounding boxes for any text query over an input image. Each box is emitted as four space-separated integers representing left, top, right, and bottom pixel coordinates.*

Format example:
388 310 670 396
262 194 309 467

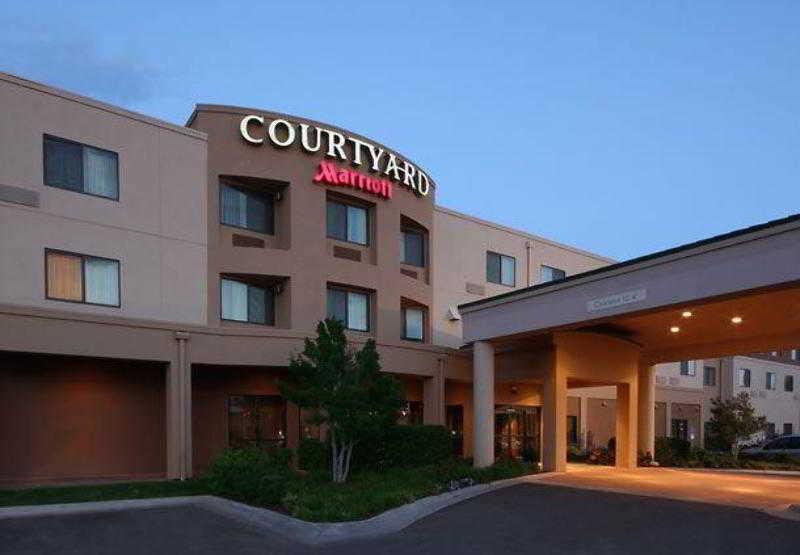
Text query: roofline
187 103 437 190
0 71 207 141
434 204 615 264
460 212 800 312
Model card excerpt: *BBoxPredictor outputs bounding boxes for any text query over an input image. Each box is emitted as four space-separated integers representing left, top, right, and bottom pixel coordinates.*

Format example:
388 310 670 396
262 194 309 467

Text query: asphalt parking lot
2 482 799 555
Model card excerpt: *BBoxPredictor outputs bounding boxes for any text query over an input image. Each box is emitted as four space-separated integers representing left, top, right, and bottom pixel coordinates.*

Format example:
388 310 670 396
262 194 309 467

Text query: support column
167 331 192 480
616 381 638 469
579 395 589 450
637 364 656 460
423 358 446 425
473 341 495 468
542 350 567 472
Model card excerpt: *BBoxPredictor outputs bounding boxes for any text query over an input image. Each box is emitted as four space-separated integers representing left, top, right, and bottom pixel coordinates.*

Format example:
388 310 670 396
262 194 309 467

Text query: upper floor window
679 361 696 376
45 249 120 307
402 304 426 342
540 265 566 283
785 375 794 392
221 277 275 325
44 135 119 200
738 368 751 388
792 349 799 361
487 251 515 287
401 228 425 267
327 199 368 245
766 371 777 390
703 366 716 386
327 286 369 331
220 183 274 234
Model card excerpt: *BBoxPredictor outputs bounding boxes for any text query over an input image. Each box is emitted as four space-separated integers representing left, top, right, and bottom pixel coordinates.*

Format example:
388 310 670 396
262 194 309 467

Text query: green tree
279 319 404 483
707 393 767 459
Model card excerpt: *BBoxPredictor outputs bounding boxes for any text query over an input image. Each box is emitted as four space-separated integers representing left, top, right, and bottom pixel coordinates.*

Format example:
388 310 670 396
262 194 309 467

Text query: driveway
2 480 799 554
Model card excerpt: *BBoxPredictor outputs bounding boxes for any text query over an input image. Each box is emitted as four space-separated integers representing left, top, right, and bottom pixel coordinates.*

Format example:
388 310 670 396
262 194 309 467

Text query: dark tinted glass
326 201 347 241
402 230 424 266
44 137 82 191
247 285 273 325
247 192 273 234
486 252 501 284
327 288 347 323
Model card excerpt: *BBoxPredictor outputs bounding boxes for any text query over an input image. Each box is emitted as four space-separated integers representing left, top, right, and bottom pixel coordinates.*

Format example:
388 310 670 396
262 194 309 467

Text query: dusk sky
3 1 799 261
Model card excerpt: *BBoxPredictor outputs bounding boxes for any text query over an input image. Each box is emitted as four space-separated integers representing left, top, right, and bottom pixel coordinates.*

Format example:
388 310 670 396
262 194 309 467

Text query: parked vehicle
741 435 800 460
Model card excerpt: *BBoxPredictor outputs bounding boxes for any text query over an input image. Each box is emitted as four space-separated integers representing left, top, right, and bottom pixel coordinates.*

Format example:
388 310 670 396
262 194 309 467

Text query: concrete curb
676 468 800 478
0 473 551 545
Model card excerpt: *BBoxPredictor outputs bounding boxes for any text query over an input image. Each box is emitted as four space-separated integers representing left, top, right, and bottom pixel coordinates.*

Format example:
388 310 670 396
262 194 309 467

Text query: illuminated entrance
494 405 540 460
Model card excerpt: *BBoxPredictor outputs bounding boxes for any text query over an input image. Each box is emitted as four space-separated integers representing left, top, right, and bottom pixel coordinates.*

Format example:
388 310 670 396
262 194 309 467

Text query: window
401 229 425 267
399 401 424 425
45 249 120 307
487 252 515 286
327 287 369 331
791 349 799 361
220 183 274 234
327 200 368 245
738 368 751 388
402 306 425 341
766 371 777 391
785 375 795 392
766 422 776 438
784 423 793 436
703 366 716 386
567 415 579 445
540 265 566 283
220 278 275 325
227 395 286 449
679 361 696 377
44 135 118 200
671 419 689 441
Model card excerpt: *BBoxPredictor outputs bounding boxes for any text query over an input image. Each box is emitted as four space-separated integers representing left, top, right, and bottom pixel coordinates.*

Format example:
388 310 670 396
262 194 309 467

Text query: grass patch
0 479 209 508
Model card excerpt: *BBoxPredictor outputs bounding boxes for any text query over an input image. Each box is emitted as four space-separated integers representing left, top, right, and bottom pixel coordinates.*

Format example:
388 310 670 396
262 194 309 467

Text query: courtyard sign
586 288 647 313
240 114 431 197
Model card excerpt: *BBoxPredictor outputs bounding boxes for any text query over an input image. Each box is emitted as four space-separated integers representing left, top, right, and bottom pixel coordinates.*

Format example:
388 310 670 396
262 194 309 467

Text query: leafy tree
707 393 767 459
279 319 404 483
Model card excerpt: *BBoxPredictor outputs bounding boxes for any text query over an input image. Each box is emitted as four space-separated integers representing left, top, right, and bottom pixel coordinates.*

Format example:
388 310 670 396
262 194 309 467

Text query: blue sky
3 1 799 260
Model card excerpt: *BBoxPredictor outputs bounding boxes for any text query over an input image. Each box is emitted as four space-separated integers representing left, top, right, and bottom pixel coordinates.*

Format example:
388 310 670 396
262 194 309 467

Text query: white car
741 435 800 460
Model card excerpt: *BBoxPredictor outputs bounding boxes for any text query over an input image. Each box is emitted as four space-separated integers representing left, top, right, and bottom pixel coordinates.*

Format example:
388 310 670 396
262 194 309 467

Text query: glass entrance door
495 405 540 460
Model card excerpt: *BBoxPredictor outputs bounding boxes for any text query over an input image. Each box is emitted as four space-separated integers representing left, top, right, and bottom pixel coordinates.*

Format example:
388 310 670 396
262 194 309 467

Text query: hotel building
1 71 797 484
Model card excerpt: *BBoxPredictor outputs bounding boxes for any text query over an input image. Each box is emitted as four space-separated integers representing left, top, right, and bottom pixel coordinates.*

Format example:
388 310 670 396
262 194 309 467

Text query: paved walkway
537 464 800 511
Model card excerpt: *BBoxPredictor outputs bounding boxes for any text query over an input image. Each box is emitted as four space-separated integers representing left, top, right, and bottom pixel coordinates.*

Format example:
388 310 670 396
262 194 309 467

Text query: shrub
297 439 328 474
654 436 691 466
521 446 540 463
204 448 293 507
353 425 452 471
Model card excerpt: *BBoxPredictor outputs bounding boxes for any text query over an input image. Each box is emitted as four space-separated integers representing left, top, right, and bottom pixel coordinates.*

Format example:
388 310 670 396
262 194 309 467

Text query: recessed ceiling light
731 316 743 324
670 326 680 333
682 311 693 318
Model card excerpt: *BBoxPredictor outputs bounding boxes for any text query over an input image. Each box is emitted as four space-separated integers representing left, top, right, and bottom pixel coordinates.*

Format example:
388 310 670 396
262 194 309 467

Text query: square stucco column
423 363 445 425
167 332 192 480
473 341 495 468
542 352 567 472
637 365 656 459
616 381 639 469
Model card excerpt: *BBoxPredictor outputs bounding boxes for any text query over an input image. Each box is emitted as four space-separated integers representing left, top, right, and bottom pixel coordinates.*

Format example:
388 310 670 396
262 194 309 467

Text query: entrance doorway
495 405 540 460
446 405 464 457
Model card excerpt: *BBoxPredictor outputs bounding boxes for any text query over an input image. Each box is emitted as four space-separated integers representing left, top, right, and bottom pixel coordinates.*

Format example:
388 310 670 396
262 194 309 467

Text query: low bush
297 438 328 474
352 425 452 471
654 436 692 466
204 448 294 507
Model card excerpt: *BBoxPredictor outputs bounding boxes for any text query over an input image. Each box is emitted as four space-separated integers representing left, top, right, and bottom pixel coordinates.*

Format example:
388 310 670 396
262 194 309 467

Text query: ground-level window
446 405 464 457
495 405 540 461
402 305 425 341
679 361 697 376
785 375 794 392
327 287 369 331
227 395 286 449
45 249 120 307
567 415 579 445
540 265 566 283
44 135 119 200
784 423 793 436
671 419 689 441
220 182 274 234
220 278 275 325
703 366 716 386
738 368 751 387
399 400 423 425
766 422 776 437
299 408 321 440
327 199 368 245
487 251 515 286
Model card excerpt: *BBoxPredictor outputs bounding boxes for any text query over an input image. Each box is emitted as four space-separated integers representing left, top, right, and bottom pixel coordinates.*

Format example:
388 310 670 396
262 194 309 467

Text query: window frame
219 182 276 235
703 366 716 386
766 371 777 391
402 305 426 342
226 394 287 449
327 286 371 332
486 251 516 287
43 134 120 201
326 198 370 246
540 264 567 283
679 361 696 377
400 227 426 268
738 368 751 388
219 276 276 326
44 248 121 308
785 374 795 392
